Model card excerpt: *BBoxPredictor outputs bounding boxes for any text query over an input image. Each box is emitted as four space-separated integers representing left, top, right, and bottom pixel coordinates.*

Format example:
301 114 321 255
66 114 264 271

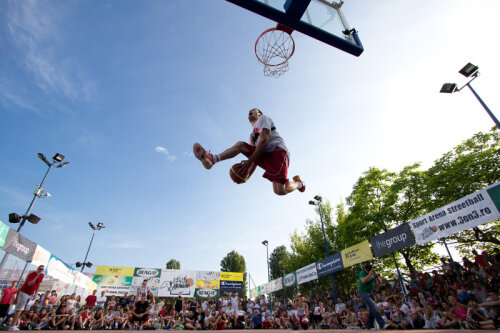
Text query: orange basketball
230 163 248 184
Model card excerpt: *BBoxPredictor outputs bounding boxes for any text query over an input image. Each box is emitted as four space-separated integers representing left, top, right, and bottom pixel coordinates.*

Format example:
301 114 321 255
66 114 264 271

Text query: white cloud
155 146 176 161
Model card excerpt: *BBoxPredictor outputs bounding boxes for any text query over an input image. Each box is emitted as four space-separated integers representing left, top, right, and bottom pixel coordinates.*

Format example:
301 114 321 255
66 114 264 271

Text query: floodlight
38 153 51 166
308 200 316 205
52 153 65 162
85 262 93 268
75 262 82 267
314 195 322 202
56 162 69 168
88 222 96 230
440 83 457 94
262 240 268 246
27 214 41 224
459 63 479 78
9 213 22 223
96 222 105 229
44 192 51 198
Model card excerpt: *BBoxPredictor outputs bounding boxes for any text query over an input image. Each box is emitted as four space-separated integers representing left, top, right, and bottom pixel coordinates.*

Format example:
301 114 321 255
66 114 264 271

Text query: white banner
196 271 220 280
46 256 74 284
31 245 51 267
269 278 283 293
158 269 196 297
296 263 318 285
411 182 500 245
259 281 272 295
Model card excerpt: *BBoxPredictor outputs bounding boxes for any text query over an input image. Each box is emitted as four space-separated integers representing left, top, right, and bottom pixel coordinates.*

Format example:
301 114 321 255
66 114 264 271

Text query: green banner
195 288 220 298
486 183 500 211
0 222 9 248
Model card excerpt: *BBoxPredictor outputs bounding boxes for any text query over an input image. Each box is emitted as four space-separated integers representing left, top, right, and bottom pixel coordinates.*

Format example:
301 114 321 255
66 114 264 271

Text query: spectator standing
358 262 388 329
96 291 107 309
9 265 44 331
85 290 97 308
0 282 17 318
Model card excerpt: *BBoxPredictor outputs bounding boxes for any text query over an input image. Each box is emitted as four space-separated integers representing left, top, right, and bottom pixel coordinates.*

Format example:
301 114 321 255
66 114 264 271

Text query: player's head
248 108 263 123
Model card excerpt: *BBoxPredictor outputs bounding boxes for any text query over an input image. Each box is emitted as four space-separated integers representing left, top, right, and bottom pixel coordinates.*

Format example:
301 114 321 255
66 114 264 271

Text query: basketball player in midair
193 108 305 195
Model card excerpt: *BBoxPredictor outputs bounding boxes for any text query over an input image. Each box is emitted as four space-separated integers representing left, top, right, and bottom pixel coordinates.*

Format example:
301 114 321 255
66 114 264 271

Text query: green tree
269 245 290 280
426 127 500 254
220 250 247 293
166 259 180 269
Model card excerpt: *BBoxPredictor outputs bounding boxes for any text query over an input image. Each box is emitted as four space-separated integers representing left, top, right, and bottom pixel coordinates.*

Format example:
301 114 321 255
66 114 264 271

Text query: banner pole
16 261 29 288
441 238 464 287
391 253 408 303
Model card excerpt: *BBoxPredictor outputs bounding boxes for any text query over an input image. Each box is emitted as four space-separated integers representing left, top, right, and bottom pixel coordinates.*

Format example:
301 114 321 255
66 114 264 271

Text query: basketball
230 163 249 184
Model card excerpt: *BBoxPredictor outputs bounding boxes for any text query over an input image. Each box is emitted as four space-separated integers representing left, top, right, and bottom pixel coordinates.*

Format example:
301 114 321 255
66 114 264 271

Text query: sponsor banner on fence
296 263 318 285
131 268 162 295
220 280 243 290
158 269 196 297
195 288 220 298
220 272 244 281
195 271 220 289
370 223 416 257
259 281 272 295
282 272 296 287
220 289 243 297
2 229 36 262
93 274 133 296
316 252 344 277
410 182 500 245
46 255 74 284
250 287 260 298
269 278 283 292
341 240 373 268
0 222 9 248
94 265 135 277
31 245 51 268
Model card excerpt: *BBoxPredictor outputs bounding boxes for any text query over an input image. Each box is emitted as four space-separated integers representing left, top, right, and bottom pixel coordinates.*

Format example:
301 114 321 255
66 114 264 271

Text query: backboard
226 0 364 56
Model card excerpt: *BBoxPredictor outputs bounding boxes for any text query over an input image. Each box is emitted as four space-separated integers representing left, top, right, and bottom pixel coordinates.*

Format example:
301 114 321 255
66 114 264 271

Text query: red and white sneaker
193 143 215 170
293 175 306 192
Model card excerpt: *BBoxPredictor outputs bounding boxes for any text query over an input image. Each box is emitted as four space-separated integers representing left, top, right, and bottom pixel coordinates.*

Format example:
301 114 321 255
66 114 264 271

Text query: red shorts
242 143 289 184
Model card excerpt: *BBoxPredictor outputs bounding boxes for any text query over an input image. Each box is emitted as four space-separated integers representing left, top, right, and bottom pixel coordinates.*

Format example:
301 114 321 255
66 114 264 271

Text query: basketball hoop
255 25 295 78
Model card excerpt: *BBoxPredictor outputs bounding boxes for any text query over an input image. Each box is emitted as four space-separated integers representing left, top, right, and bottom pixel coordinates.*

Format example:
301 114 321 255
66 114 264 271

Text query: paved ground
45 330 498 333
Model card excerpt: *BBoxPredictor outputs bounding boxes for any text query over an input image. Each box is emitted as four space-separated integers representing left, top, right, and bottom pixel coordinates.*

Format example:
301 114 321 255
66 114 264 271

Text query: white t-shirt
335 303 345 313
230 296 239 311
96 296 107 308
67 299 77 310
250 115 288 153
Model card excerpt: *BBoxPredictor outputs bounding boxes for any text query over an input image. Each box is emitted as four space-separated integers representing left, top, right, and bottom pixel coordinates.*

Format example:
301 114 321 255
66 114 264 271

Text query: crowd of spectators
0 248 498 330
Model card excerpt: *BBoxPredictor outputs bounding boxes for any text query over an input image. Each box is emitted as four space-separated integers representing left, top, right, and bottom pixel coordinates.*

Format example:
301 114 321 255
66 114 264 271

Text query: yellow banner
220 272 244 281
341 240 373 268
94 265 135 277
195 280 220 289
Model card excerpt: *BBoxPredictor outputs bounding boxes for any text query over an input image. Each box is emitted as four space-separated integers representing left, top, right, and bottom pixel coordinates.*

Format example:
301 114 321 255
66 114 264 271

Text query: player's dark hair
251 108 263 115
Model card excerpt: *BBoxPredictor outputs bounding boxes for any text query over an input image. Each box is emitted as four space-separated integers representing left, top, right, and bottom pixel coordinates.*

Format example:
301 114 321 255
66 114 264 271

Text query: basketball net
255 25 295 78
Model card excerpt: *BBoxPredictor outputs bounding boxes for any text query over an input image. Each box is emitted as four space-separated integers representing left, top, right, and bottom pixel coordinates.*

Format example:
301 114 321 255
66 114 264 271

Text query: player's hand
239 160 252 176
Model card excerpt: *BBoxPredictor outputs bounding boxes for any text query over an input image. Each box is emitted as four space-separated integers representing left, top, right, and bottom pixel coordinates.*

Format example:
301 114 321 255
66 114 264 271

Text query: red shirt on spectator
475 254 487 268
0 286 18 304
86 294 97 307
20 272 44 296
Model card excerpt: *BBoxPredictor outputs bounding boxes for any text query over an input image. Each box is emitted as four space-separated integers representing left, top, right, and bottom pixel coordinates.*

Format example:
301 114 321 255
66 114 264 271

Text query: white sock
297 181 303 189
214 154 221 163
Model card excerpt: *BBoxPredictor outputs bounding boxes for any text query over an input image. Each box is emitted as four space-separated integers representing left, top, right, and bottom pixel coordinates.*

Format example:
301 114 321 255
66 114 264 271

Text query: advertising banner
220 289 243 297
31 245 51 268
158 269 196 297
94 266 135 277
0 222 9 248
316 252 344 277
220 272 244 281
46 255 74 284
268 278 283 293
195 271 220 289
282 272 296 288
195 288 220 298
259 281 272 295
370 224 416 257
410 182 500 245
2 229 36 262
93 274 133 296
131 268 162 296
341 240 373 268
296 263 318 285
250 287 260 298
220 280 243 290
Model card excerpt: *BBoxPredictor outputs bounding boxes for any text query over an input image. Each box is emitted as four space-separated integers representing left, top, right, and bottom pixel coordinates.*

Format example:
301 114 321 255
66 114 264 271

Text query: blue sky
1 0 499 288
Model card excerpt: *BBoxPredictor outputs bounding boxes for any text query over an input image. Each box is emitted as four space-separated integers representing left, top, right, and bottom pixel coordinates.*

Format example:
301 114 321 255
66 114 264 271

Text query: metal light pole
0 153 69 274
440 62 499 128
262 240 271 310
76 222 105 272
309 196 337 303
